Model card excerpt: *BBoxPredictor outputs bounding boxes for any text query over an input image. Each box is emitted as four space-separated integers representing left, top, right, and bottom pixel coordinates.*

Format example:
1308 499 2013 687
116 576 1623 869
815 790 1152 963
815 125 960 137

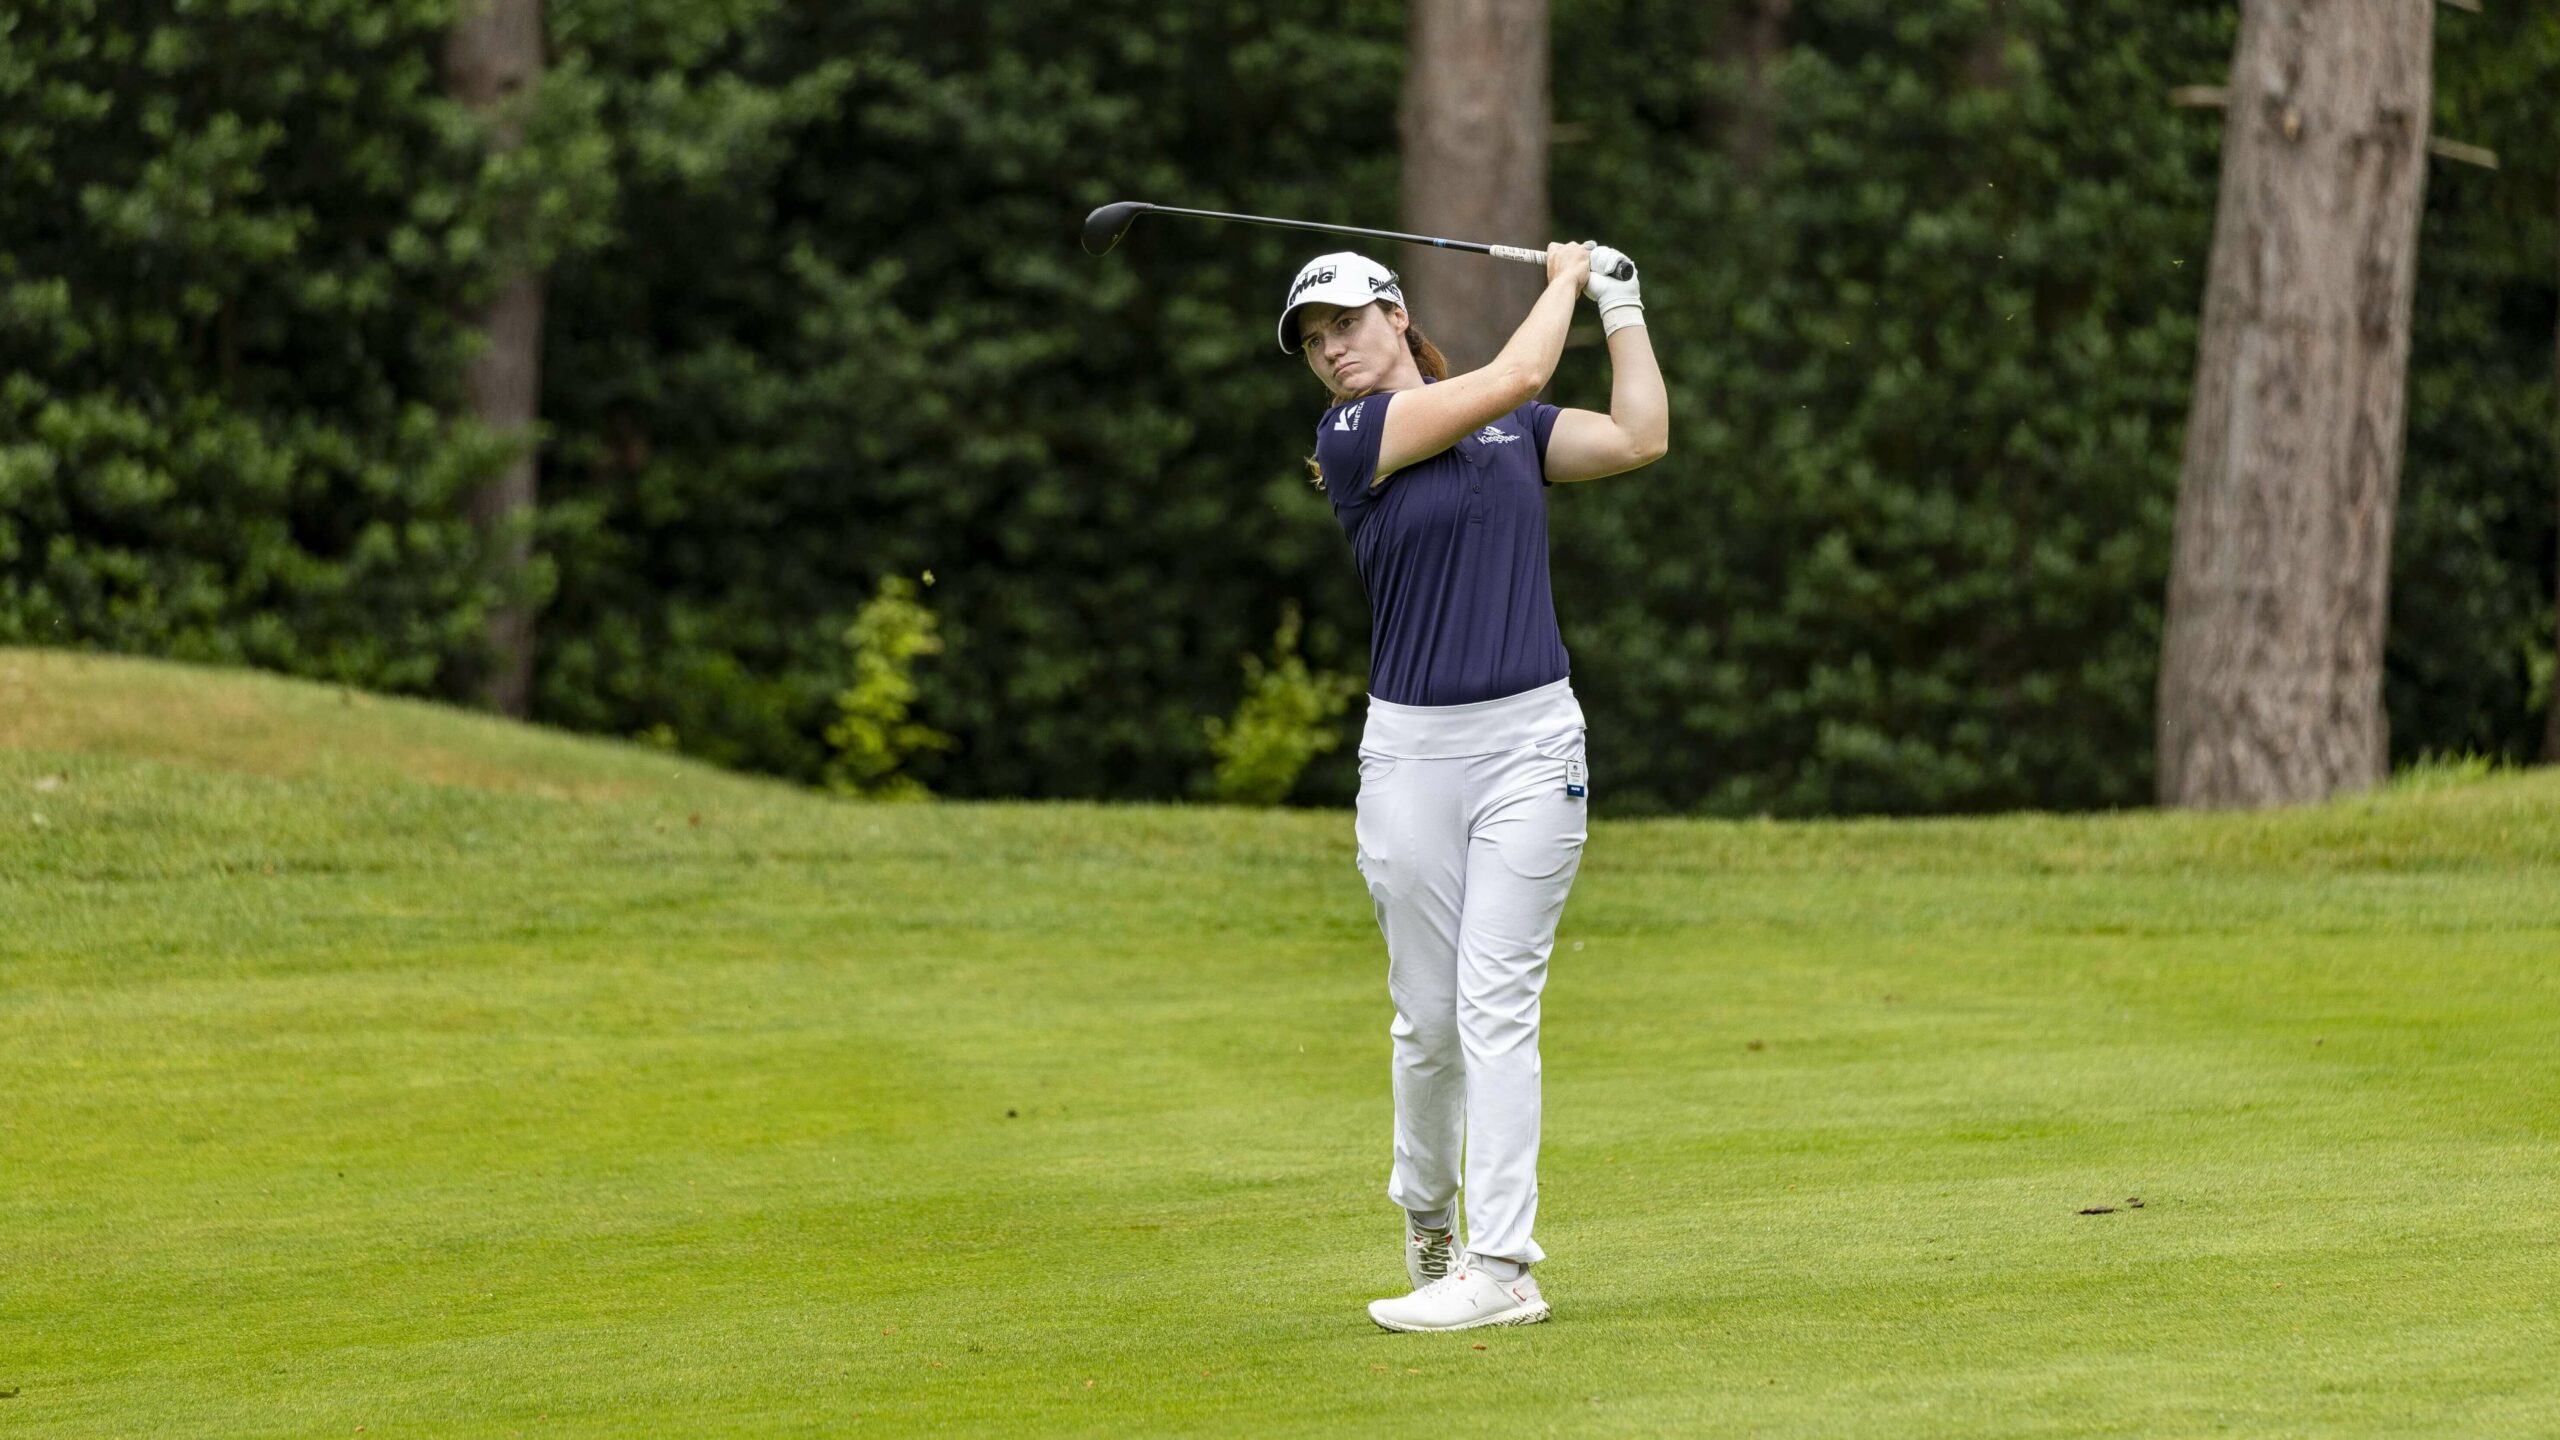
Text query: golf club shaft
1128 204 1630 279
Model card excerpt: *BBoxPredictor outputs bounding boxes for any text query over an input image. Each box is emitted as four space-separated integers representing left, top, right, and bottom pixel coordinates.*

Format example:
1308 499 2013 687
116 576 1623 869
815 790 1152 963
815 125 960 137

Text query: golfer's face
1301 302 1393 397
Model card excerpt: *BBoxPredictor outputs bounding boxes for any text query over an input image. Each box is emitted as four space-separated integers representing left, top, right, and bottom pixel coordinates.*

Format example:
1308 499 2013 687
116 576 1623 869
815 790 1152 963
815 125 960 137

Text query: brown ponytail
1405 323 1448 381
1307 304 1448 490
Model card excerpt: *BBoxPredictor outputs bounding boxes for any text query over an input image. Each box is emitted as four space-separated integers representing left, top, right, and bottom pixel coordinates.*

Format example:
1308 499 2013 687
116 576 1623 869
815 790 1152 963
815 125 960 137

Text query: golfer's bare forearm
1604 325 1669 461
1484 278 1586 406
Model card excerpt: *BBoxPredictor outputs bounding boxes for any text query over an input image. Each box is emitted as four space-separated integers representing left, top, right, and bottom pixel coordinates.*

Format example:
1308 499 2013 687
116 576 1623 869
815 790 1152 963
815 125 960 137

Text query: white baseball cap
1277 251 1405 353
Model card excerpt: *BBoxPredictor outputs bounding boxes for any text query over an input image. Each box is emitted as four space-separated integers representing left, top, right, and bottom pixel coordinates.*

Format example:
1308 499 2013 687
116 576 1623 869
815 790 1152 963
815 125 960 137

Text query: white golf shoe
1368 1264 1550 1333
1405 1219 1458 1291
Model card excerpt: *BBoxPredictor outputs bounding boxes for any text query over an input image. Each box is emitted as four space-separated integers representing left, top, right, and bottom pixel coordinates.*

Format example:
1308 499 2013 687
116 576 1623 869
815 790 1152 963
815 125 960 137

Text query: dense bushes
5 0 2554 812
2393 9 2560 769
0 0 498 686
1545 0 2235 812
532 0 1407 797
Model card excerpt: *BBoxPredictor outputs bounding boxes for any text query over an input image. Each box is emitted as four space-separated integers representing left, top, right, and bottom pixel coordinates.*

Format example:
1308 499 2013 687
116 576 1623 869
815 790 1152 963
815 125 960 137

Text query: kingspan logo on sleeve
1335 400 1367 432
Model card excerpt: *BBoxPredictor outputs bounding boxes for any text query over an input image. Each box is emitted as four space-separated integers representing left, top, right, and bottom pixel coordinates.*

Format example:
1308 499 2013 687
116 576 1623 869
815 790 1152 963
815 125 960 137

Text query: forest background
5 0 2556 816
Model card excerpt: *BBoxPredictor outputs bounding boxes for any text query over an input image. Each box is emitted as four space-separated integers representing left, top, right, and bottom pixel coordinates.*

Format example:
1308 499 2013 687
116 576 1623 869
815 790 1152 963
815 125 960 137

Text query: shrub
1204 603 1360 807
825 575 952 801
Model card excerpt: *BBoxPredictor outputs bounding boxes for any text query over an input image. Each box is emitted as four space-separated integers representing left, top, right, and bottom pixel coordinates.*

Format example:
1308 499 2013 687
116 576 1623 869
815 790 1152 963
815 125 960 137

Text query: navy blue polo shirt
1315 385 1570 706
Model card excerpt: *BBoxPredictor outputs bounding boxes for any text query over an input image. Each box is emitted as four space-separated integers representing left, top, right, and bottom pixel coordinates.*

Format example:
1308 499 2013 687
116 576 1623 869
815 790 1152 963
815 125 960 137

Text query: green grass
4 647 2558 1437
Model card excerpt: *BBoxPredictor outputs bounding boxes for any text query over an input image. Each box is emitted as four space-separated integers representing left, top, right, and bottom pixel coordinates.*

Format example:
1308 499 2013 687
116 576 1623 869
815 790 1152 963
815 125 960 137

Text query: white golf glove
1580 242 1644 336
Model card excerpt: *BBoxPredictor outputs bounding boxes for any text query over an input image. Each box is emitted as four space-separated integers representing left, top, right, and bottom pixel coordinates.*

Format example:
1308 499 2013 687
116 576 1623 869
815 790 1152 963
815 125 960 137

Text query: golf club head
1081 201 1149 256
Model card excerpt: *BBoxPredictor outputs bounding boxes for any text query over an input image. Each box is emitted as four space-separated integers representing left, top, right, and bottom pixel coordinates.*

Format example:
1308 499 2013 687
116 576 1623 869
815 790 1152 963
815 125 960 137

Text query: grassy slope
3 648 2556 1438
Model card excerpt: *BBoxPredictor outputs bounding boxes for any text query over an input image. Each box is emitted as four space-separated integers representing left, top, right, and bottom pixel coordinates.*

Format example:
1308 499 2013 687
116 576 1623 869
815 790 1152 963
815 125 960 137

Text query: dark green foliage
2395 5 2560 767
8 0 2556 810
1547 0 2233 813
0 0 502 687
533 0 1402 796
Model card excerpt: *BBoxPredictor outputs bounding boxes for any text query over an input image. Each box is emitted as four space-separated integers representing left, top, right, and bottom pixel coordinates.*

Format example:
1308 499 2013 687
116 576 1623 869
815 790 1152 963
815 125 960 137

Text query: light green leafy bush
1204 604 1359 807
826 575 952 801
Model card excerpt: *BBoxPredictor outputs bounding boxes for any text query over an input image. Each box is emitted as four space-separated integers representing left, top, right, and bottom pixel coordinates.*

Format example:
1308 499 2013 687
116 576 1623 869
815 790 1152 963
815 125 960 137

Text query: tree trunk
1400 0 1549 374
1710 0 1792 179
447 0 546 717
2156 0 2434 809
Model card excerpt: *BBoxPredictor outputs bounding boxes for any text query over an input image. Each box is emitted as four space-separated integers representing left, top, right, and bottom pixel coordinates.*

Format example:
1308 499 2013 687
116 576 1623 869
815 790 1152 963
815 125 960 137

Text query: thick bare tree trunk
447 0 545 717
2156 0 2434 809
1401 0 1549 374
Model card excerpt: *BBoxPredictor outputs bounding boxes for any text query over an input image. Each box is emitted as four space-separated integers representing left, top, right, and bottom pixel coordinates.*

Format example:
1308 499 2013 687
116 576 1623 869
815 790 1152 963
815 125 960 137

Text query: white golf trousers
1354 677 1588 1266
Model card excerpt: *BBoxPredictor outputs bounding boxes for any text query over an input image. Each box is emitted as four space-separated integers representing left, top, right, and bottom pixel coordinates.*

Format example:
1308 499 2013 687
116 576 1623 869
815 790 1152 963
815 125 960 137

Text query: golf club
1080 200 1635 280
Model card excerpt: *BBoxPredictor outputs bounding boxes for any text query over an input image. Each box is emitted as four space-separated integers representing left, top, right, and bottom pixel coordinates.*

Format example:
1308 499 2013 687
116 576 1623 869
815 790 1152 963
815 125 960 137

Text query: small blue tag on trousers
1566 759 1587 798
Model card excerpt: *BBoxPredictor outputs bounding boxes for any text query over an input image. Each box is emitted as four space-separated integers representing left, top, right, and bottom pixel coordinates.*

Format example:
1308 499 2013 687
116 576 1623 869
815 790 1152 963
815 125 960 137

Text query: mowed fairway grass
4 649 2558 1438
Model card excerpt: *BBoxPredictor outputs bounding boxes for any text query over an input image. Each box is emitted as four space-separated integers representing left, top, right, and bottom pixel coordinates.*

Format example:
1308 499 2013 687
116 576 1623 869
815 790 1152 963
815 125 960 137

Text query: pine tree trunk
2156 0 2434 809
447 0 545 717
1400 0 1549 374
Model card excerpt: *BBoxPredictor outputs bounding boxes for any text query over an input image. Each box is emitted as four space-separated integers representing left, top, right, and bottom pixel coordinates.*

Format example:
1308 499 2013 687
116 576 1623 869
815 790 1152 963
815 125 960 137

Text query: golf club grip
1491 244 1634 282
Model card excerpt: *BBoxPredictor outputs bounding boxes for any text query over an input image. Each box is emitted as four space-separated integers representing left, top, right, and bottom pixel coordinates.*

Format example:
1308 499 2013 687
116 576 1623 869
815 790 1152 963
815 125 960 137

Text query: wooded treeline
4 0 2555 814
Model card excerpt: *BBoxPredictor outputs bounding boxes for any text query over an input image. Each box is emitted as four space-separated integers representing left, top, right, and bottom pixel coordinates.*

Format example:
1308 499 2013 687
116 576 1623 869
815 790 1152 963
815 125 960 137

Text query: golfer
1281 241 1666 1331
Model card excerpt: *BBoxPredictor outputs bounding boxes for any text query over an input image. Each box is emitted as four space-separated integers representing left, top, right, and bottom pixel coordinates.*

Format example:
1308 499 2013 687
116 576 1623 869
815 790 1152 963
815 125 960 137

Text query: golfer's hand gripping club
1580 242 1643 335
1544 242 1594 296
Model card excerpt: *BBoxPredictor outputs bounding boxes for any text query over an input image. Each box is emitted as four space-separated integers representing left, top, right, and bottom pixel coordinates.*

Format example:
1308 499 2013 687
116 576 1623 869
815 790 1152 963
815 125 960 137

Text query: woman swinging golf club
1283 240 1667 1331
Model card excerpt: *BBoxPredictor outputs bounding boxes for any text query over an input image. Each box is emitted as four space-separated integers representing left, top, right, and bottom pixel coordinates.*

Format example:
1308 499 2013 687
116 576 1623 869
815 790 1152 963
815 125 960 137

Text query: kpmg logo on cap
1289 267 1337 303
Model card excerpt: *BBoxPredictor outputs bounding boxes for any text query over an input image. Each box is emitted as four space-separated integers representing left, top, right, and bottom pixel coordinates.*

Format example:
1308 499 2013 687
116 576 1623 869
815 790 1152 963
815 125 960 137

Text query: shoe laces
1409 1227 1456 1283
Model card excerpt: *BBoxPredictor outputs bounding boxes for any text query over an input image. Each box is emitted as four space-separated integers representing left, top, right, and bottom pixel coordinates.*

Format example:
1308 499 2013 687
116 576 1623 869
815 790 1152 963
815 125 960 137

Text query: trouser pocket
1354 750 1400 930
1530 726 1590 802
1486 732 1589 881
